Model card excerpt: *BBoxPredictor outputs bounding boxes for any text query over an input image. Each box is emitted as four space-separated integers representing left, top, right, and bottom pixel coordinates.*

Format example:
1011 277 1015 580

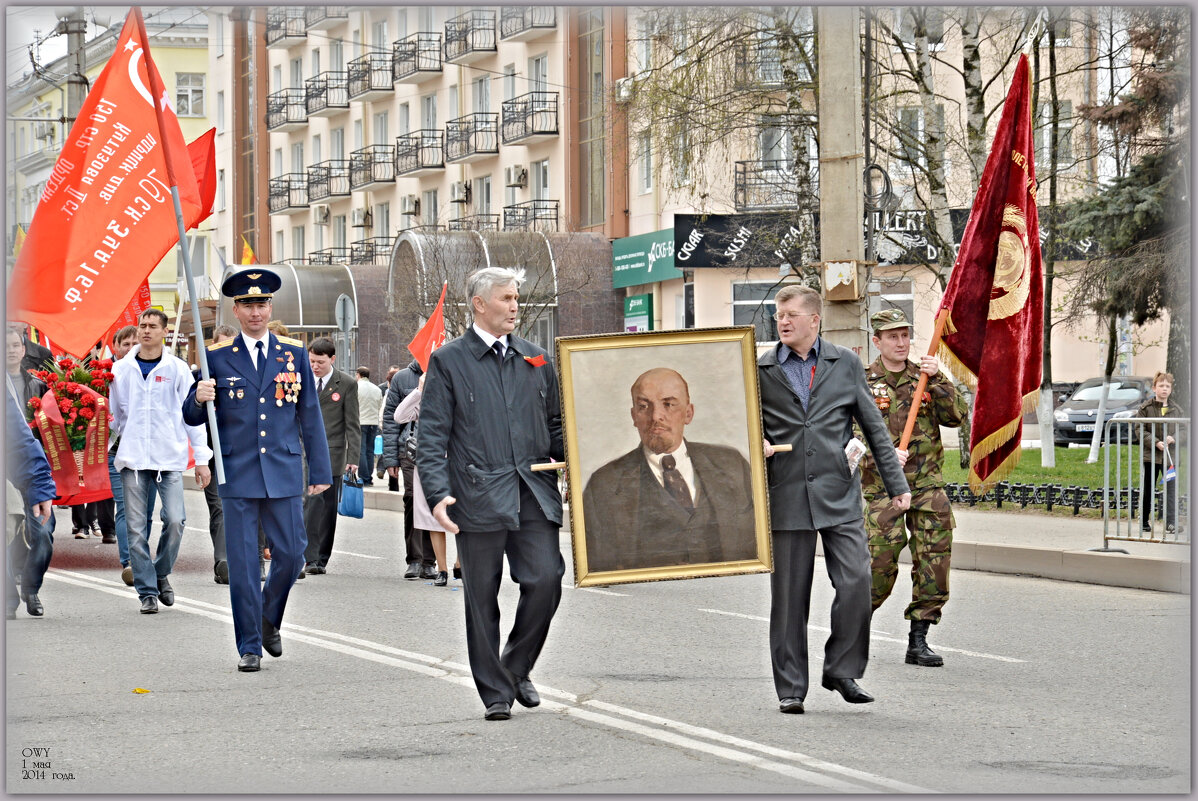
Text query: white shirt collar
242 330 269 366
642 440 699 502
472 324 509 353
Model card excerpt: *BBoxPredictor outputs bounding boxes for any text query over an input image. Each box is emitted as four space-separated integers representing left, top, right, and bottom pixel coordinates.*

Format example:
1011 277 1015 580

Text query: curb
183 477 1189 594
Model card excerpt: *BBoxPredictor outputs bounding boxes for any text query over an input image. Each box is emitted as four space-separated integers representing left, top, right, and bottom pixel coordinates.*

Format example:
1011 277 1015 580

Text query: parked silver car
1052 376 1154 446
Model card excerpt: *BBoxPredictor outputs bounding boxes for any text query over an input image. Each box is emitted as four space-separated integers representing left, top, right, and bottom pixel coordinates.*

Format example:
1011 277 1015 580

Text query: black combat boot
906 619 943 667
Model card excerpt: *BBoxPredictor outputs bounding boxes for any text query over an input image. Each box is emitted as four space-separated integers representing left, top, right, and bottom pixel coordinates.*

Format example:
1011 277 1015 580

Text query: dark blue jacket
7 398 56 507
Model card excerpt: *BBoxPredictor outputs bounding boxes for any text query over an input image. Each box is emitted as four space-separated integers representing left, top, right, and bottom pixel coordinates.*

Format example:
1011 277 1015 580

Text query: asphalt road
5 492 1190 794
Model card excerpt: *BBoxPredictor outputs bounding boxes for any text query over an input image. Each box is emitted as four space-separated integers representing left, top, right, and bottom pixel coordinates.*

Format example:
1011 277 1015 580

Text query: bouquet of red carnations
28 356 115 498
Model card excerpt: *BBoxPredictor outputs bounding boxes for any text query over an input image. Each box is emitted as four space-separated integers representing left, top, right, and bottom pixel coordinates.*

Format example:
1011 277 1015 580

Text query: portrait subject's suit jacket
316 368 360 472
582 441 757 572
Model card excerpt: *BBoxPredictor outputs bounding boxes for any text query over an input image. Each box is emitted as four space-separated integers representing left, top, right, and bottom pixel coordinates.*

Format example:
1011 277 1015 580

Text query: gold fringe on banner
967 388 1040 494
937 341 978 392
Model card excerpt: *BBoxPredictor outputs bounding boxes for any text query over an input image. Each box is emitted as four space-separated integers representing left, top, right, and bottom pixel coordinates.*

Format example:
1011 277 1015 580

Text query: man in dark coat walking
382 359 435 579
417 266 565 721
758 285 910 714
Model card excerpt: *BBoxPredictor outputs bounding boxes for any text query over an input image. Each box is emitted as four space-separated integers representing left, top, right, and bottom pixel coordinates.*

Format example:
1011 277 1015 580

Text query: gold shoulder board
208 339 234 351
277 335 303 346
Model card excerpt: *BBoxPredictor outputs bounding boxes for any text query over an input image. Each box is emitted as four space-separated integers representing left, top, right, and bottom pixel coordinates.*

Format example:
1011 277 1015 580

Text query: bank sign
611 229 683 289
624 293 653 332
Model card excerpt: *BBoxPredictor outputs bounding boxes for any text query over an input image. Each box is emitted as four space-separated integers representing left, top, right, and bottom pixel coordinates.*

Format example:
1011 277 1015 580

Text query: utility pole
815 7 868 357
58 7 88 123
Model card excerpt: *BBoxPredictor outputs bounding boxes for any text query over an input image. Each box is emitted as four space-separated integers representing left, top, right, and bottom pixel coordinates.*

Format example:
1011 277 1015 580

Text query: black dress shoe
514 678 540 708
140 596 158 614
484 701 512 721
262 616 283 658
821 675 874 704
403 561 421 580
779 697 805 714
214 560 229 585
24 593 43 617
420 564 438 580
433 571 448 587
237 653 261 672
308 565 326 575
157 577 175 606
453 566 462 580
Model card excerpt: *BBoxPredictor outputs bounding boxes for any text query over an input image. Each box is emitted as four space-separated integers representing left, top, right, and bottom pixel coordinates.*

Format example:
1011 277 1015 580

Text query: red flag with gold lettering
937 53 1043 493
7 9 203 357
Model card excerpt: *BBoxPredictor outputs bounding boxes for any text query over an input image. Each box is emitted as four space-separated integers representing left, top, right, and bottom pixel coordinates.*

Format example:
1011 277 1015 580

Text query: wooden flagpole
898 308 951 451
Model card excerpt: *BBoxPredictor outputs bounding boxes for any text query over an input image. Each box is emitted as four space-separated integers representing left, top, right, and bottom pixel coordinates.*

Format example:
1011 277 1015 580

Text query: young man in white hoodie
110 309 212 614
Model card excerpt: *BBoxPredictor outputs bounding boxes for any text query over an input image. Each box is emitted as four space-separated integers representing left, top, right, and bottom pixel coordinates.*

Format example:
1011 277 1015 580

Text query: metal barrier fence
1102 417 1189 551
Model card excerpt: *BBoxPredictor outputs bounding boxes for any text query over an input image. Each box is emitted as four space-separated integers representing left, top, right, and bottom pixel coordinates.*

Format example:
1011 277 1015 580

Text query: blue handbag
374 433 384 455
337 471 364 518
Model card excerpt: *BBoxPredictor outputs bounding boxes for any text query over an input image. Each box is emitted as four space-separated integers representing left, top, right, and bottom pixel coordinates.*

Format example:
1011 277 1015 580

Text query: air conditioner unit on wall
613 76 634 103
504 164 527 188
351 207 373 228
449 181 470 204
312 203 331 224
400 194 419 215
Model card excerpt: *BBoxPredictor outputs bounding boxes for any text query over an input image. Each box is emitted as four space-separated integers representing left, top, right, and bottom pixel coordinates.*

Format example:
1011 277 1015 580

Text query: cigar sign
672 212 816 271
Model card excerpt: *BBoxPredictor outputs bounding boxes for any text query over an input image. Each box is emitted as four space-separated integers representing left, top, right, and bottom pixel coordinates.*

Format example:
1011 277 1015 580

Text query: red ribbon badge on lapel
524 355 547 367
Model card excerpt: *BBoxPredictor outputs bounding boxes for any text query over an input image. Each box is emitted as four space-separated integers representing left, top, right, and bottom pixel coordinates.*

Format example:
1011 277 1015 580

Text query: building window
1047 13 1072 46
353 119 363 150
422 189 439 226
333 215 347 248
214 15 224 58
637 130 652 194
1035 100 1074 170
672 129 691 187
332 128 344 159
731 282 794 343
758 115 793 163
578 8 604 227
474 76 491 113
398 103 410 136
634 16 652 77
330 40 343 71
503 64 516 101
311 48 321 78
216 90 225 133
271 65 282 94
375 201 390 235
897 104 944 169
477 175 491 216
292 226 305 261
175 73 205 117
290 142 304 173
898 7 945 50
312 134 322 165
289 58 302 89
373 111 389 145
371 19 388 50
448 84 459 117
313 223 324 252
275 230 284 261
273 148 283 177
216 169 226 211
421 94 437 129
533 159 550 201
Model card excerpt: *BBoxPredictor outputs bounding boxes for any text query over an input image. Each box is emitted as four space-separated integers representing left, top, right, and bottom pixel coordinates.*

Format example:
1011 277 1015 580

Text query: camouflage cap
871 308 912 334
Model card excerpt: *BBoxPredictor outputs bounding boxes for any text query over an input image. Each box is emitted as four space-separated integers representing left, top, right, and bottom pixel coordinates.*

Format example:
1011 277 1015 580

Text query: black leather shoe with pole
906 619 944 667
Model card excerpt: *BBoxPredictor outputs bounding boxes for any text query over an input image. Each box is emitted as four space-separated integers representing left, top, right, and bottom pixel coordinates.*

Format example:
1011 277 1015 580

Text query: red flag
100 279 152 349
241 235 257 264
408 283 448 371
7 10 203 358
938 54 1043 493
187 128 217 226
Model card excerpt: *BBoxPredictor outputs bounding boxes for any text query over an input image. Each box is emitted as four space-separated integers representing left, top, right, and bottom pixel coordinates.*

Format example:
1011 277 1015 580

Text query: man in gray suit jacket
303 337 360 574
583 368 756 572
758 286 910 714
417 267 565 722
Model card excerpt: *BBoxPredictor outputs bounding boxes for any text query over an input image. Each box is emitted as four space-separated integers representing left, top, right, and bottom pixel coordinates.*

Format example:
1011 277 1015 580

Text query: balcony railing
309 246 351 265
733 159 819 212
268 174 310 214
347 52 394 101
266 88 307 131
306 71 349 116
304 6 347 31
449 214 500 232
503 199 559 232
265 8 306 47
394 130 445 176
393 33 443 83
445 113 499 162
350 236 394 265
307 160 352 201
15 134 61 173
500 91 559 144
734 41 813 89
444 9 497 63
349 145 396 189
499 7 556 40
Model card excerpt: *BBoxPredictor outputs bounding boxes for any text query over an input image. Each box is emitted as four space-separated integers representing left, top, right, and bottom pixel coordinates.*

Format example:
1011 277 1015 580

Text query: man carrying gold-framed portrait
582 367 756 572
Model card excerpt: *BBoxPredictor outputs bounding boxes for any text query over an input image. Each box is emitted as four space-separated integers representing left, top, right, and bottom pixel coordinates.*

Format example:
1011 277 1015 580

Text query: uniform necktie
492 341 505 362
255 342 266 382
661 454 694 511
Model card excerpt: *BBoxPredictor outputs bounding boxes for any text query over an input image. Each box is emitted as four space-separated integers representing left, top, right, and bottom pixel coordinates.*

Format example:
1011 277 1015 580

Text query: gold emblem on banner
989 204 1032 321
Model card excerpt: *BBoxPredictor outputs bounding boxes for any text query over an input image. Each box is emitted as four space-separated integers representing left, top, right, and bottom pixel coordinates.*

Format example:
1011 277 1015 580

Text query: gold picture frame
556 326 773 587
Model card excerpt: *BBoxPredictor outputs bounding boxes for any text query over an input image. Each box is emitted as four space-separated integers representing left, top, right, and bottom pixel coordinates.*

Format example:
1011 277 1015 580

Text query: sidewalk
184 476 1191 594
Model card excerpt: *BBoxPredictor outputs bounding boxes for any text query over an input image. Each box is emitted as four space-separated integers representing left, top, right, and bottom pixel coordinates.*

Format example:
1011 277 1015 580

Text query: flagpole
897 308 950 451
133 9 225 485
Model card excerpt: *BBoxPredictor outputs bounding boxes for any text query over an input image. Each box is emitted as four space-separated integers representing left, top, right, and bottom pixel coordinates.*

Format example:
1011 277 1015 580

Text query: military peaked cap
222 267 282 303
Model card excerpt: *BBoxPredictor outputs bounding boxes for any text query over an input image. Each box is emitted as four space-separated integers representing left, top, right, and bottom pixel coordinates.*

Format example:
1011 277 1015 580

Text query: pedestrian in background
376 365 400 486
383 359 436 580
303 337 359 575
185 268 331 672
110 310 212 615
758 285 910 714
356 366 382 487
859 309 969 667
1138 371 1184 534
6 372 56 619
70 341 118 540
418 266 566 721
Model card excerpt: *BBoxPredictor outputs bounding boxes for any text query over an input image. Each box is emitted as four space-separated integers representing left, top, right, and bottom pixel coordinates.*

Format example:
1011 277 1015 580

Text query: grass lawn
943 446 1107 489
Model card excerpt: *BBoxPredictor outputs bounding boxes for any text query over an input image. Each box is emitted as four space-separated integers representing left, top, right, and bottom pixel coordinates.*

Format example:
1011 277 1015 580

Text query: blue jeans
6 504 55 610
109 450 158 567
123 470 185 599
359 425 379 484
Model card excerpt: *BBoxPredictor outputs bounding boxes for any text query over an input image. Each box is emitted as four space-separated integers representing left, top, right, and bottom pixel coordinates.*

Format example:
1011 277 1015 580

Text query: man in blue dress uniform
184 267 331 672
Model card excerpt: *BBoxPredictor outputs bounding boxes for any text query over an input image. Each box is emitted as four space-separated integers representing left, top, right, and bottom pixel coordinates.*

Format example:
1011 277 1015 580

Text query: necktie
661 454 694 511
492 341 505 362
255 342 266 382
318 375 327 395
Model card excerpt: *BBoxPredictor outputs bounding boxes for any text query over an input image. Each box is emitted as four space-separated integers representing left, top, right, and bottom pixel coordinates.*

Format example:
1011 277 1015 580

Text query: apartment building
6 7 213 322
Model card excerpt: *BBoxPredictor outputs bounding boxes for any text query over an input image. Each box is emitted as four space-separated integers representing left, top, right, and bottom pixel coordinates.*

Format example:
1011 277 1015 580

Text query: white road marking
43 568 932 792
330 549 383 560
700 608 1026 663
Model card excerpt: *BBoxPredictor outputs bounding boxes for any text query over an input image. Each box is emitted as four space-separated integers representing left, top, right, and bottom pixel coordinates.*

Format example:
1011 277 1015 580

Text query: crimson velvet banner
938 53 1044 493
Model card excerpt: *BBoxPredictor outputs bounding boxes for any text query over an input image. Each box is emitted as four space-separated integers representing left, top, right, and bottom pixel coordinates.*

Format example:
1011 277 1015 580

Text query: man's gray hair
466 267 526 308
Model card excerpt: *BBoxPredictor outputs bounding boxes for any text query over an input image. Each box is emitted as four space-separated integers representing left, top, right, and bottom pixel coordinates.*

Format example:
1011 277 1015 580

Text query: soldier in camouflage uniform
857 308 969 667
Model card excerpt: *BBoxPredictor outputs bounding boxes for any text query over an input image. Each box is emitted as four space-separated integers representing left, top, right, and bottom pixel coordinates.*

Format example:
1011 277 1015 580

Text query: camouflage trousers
865 487 954 623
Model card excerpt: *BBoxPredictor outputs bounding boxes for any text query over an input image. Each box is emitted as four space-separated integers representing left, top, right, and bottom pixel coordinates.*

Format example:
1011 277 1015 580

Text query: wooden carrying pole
898 308 950 451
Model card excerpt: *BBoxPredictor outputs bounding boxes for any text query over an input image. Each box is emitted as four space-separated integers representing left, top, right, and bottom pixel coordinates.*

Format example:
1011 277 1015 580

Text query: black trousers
71 500 114 535
769 520 872 701
400 455 434 566
302 474 342 568
1141 461 1177 527
204 457 226 566
455 483 564 707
